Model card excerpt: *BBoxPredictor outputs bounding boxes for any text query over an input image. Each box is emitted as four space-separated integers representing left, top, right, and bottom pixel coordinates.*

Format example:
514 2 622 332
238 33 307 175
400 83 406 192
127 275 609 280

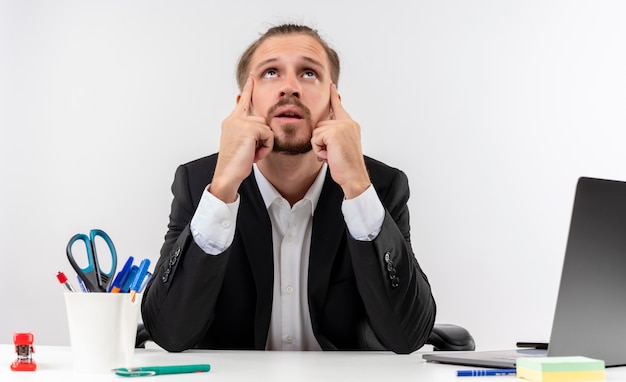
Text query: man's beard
272 124 313 155
266 97 313 156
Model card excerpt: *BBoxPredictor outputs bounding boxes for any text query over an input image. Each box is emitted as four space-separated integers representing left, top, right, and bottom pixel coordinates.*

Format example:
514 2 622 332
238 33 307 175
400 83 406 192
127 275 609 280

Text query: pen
113 364 211 377
120 265 138 293
129 258 151 302
109 256 134 293
139 271 152 293
76 275 89 293
56 271 76 292
457 369 517 377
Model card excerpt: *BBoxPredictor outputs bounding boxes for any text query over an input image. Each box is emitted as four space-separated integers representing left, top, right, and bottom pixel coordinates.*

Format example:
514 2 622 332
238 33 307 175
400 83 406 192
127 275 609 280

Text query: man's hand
312 84 371 199
210 76 274 203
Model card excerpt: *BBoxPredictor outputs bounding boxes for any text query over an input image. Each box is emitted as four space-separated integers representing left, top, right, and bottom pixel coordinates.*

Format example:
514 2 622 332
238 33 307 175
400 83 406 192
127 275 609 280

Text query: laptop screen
423 177 626 368
547 177 626 366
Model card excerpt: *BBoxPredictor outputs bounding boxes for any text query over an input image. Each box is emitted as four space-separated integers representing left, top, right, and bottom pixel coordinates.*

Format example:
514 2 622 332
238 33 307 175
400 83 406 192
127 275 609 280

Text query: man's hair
236 24 340 91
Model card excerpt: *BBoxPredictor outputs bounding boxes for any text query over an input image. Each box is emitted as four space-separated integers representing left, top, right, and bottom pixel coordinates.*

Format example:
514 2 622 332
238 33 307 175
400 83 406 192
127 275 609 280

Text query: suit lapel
308 172 345 325
237 173 274 349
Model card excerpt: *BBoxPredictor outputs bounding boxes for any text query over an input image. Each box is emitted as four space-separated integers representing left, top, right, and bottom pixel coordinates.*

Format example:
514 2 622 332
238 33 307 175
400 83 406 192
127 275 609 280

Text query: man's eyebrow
254 58 278 72
301 56 324 68
253 56 325 72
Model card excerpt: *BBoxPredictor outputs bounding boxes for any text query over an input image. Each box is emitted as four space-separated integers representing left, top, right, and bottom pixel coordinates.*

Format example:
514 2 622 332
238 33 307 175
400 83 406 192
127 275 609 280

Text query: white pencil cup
63 292 142 373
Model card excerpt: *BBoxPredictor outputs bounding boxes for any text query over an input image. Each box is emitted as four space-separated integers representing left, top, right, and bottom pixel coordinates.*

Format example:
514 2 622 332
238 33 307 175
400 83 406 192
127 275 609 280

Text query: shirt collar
253 162 328 215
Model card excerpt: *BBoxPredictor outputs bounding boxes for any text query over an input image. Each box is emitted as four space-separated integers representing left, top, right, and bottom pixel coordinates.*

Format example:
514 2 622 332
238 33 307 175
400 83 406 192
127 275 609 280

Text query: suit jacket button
162 268 171 282
391 276 400 288
388 268 397 279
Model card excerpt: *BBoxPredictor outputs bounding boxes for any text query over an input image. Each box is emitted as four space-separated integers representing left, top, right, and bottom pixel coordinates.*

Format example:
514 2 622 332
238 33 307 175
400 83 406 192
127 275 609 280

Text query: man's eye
303 70 317 79
263 69 278 78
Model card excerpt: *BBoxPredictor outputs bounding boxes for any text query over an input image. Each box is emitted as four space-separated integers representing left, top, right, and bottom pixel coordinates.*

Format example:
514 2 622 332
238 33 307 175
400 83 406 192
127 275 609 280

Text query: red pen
56 271 76 293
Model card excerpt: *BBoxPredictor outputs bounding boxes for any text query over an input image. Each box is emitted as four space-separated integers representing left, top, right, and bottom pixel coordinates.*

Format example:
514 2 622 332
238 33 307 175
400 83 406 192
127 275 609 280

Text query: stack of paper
516 356 605 381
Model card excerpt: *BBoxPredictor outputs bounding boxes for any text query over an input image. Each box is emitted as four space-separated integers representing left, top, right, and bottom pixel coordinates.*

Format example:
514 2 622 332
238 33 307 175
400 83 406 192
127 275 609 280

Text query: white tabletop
3 344 626 381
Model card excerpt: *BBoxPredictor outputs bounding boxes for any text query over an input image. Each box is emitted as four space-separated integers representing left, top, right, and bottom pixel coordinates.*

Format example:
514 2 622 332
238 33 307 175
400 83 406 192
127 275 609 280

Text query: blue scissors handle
66 229 118 292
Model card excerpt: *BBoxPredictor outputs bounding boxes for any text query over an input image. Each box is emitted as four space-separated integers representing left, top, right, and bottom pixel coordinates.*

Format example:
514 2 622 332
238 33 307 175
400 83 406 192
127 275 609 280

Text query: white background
1 0 625 350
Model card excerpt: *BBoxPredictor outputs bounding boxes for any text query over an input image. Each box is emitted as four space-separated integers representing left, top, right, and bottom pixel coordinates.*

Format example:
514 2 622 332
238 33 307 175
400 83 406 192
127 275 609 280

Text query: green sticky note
517 356 605 372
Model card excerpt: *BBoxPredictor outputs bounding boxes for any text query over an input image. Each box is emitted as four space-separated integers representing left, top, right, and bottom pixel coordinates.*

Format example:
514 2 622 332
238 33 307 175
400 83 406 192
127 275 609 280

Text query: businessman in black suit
141 24 436 354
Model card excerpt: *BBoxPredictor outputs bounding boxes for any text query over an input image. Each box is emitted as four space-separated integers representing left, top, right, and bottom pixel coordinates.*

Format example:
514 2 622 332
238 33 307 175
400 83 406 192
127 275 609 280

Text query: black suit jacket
141 154 436 354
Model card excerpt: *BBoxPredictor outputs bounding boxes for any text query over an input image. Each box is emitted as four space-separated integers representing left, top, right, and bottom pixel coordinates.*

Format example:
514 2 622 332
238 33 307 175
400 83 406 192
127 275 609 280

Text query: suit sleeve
348 169 436 354
141 164 230 352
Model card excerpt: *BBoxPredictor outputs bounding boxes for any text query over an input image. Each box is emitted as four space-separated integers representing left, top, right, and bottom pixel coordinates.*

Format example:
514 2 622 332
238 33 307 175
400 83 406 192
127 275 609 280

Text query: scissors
66 229 118 292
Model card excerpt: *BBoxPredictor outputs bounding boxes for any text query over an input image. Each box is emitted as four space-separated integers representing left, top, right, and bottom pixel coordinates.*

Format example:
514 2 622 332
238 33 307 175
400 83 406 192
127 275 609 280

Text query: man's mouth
277 112 302 118
266 96 312 125
273 108 305 123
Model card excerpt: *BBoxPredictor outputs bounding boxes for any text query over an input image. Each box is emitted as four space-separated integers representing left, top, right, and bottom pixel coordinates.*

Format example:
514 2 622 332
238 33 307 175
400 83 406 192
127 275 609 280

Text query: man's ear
328 83 340 119
237 93 254 115
328 94 341 119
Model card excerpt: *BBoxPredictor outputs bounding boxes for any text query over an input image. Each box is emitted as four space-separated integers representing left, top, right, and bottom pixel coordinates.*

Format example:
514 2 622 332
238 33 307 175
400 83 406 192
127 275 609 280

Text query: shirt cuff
341 185 385 241
190 185 239 255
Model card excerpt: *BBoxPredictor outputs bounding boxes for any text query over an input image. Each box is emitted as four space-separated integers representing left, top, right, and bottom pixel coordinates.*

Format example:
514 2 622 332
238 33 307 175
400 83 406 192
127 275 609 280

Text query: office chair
426 323 475 351
136 323 475 351
136 323 151 349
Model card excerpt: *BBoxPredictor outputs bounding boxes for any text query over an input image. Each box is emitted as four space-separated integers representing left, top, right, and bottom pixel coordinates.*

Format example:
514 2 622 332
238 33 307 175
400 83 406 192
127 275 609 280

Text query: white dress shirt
190 163 385 350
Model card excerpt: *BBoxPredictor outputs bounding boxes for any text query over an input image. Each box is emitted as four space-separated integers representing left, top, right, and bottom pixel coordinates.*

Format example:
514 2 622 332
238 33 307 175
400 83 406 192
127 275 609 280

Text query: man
141 24 436 354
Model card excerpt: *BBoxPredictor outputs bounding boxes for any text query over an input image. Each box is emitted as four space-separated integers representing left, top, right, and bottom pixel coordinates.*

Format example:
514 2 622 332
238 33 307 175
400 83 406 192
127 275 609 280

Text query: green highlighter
113 364 211 377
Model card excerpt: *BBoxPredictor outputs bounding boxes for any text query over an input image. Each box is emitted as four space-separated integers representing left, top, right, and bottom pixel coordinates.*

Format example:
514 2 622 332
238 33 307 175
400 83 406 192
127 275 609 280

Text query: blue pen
76 275 89 293
120 265 138 293
129 258 151 302
109 256 134 293
139 272 152 293
457 369 516 377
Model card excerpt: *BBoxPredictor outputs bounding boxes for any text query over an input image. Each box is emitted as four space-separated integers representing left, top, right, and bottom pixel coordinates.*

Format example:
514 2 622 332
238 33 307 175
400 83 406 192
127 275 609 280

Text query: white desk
3 345 626 381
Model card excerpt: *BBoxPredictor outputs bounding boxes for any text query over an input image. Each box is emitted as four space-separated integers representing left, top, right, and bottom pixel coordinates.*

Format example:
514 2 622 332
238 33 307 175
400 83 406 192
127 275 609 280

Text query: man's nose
280 89 301 98
279 74 302 98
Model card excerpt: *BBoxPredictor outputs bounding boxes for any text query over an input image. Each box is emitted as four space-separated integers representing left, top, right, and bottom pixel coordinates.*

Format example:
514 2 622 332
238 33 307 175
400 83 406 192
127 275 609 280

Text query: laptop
423 177 626 368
